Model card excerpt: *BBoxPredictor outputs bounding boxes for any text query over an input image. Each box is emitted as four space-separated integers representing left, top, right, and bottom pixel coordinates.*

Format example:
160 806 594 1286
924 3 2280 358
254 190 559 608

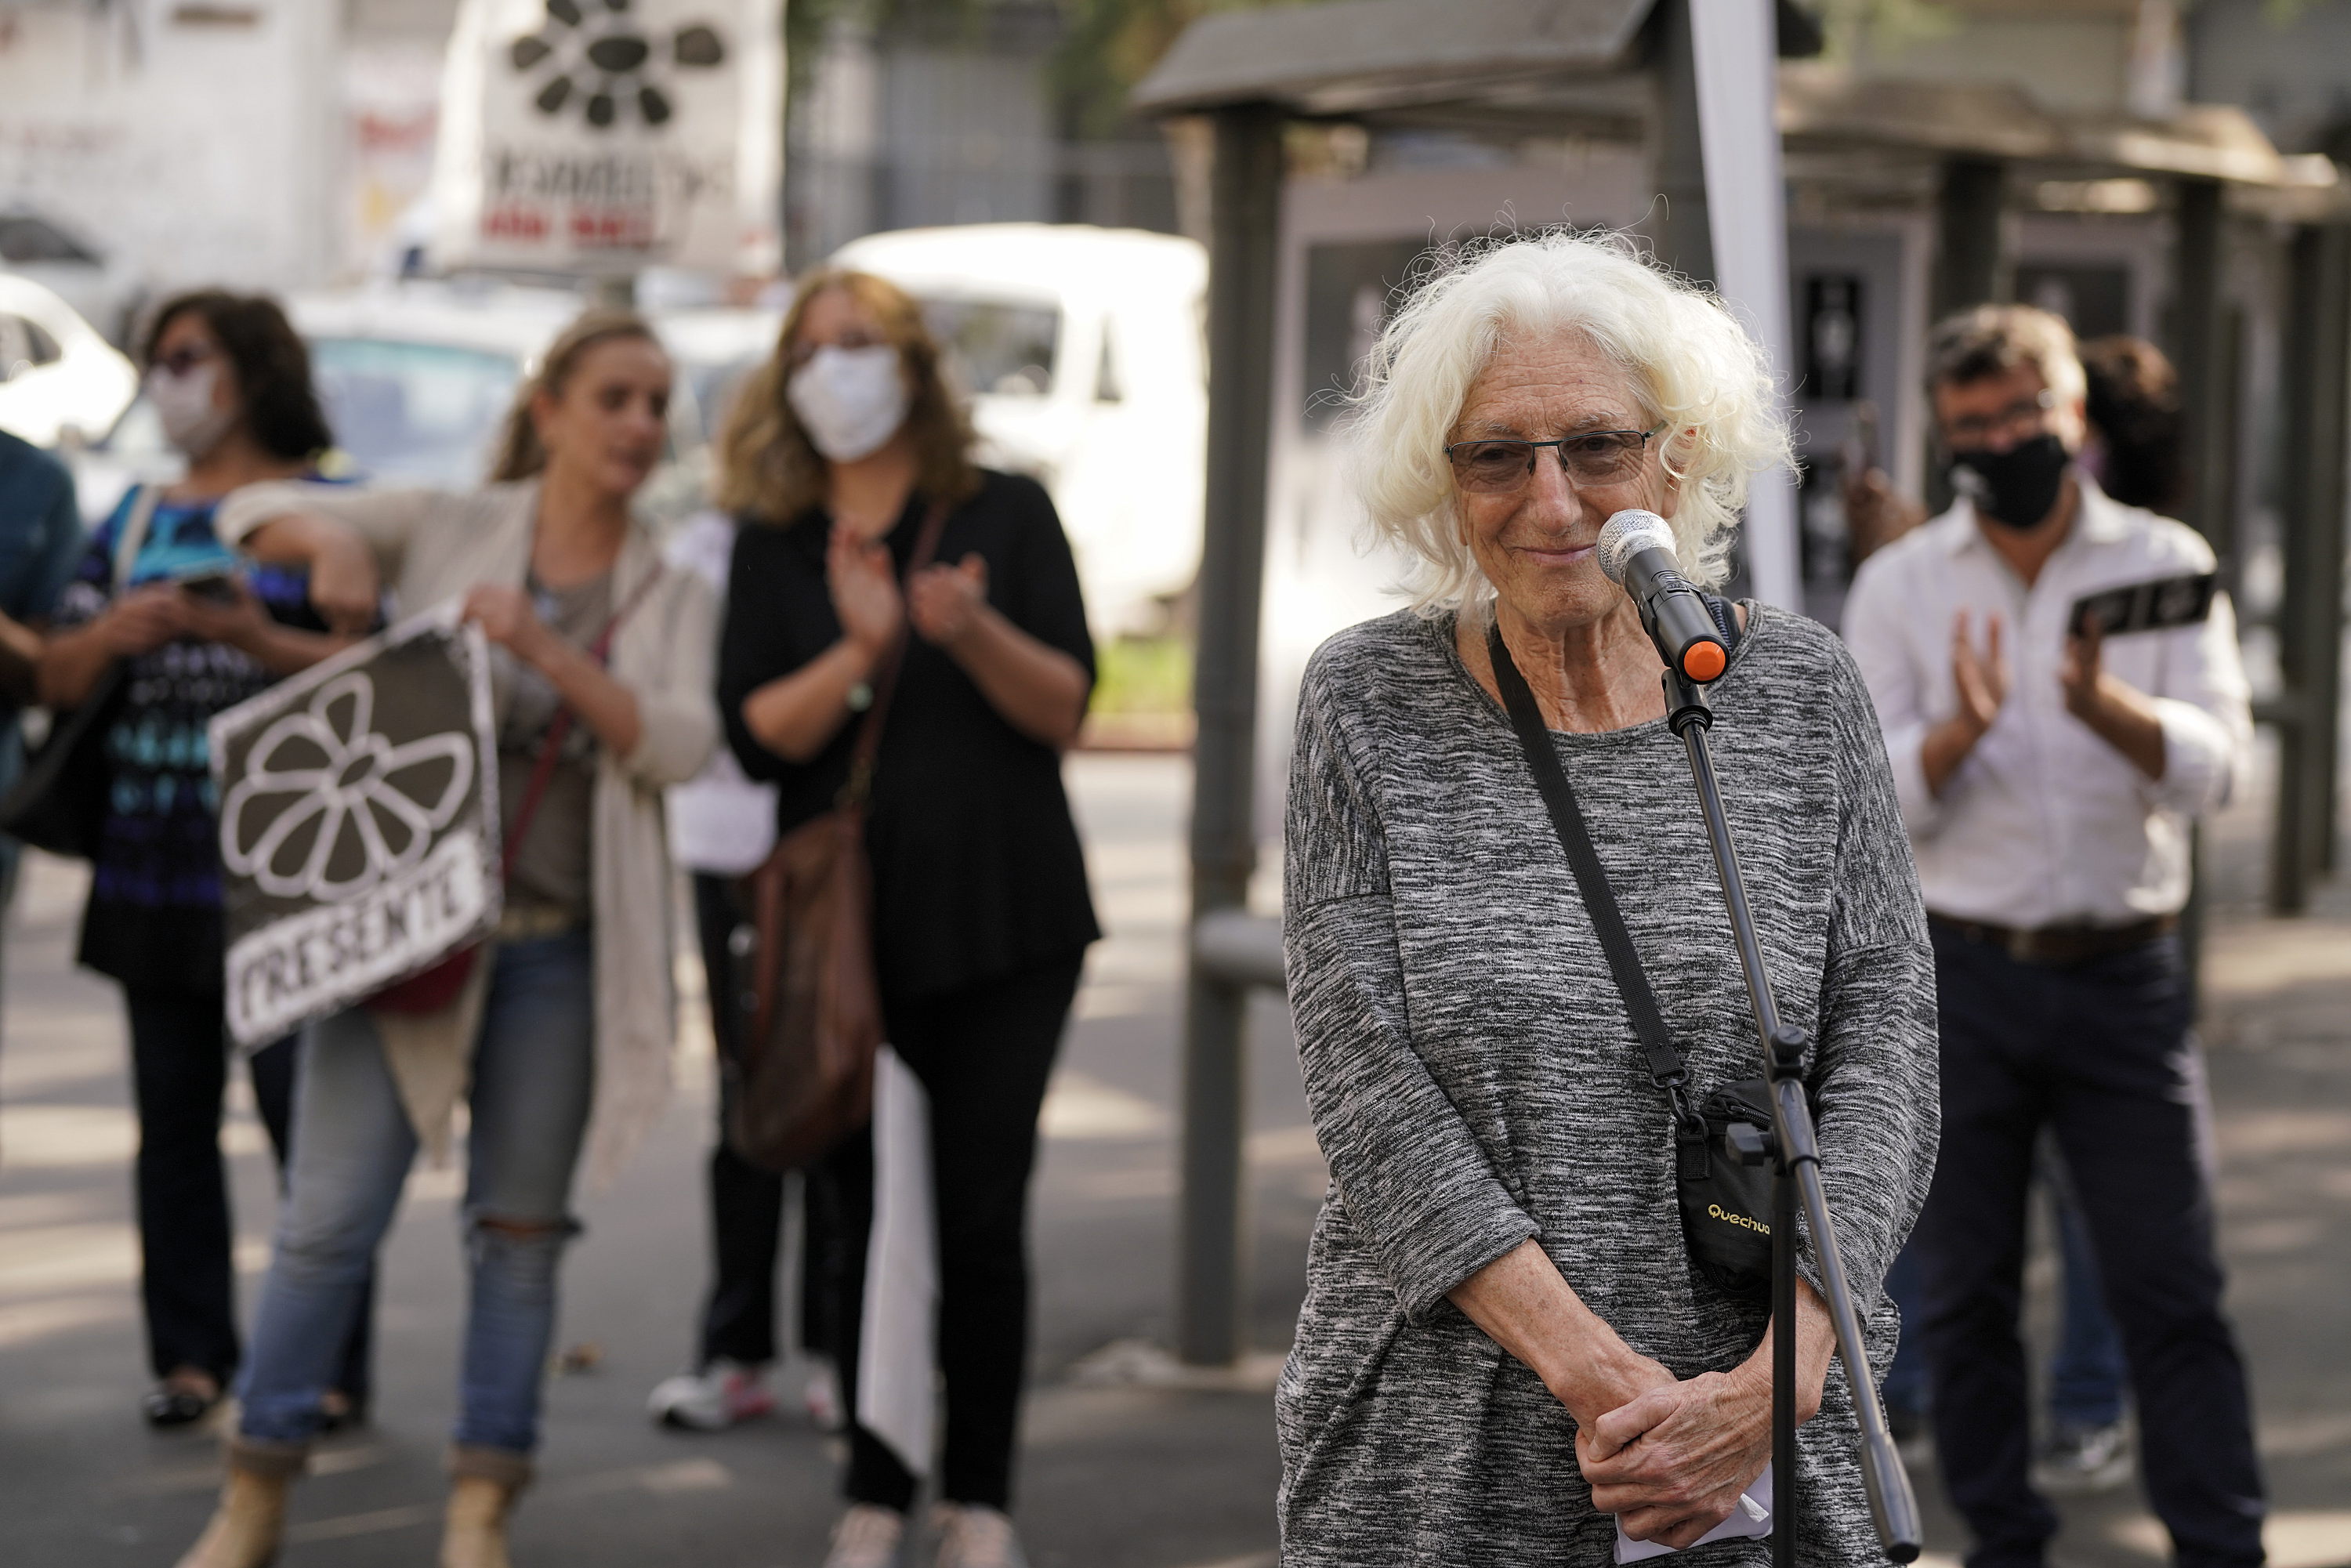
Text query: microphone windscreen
1597 509 1676 586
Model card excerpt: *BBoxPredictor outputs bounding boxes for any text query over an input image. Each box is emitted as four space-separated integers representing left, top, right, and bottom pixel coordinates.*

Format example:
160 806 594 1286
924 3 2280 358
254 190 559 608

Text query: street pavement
2 749 2349 1566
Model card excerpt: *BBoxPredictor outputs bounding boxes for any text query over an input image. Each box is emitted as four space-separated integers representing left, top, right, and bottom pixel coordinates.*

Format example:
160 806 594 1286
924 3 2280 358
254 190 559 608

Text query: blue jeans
235 932 596 1460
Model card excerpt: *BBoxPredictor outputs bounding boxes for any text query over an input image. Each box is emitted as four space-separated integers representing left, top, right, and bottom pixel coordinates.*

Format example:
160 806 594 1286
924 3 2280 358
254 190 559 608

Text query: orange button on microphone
1682 640 1728 682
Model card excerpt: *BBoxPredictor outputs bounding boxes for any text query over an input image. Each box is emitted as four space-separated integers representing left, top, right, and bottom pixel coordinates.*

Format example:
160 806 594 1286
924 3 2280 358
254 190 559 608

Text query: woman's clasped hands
1578 1360 1787 1550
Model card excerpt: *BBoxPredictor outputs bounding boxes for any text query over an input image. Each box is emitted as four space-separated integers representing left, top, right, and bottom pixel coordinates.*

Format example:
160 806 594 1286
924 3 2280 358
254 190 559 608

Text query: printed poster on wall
210 612 501 1049
431 0 784 276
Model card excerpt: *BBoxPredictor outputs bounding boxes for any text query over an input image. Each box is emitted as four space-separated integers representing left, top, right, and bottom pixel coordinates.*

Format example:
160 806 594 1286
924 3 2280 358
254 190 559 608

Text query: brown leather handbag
726 503 948 1172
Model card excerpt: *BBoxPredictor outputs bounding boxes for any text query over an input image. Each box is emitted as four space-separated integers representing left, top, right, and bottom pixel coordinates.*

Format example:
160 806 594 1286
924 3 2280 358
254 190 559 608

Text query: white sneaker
930 1505 1028 1568
803 1360 843 1429
2032 1418 2132 1496
646 1359 777 1431
822 1505 907 1568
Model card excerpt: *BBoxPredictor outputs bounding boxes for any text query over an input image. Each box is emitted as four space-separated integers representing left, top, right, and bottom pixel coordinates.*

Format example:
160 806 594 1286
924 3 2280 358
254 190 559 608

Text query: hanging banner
211 611 501 1048
431 0 784 276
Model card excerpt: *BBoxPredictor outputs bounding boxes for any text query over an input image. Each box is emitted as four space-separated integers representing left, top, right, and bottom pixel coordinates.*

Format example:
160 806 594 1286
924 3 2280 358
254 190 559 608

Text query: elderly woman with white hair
1277 231 1938 1564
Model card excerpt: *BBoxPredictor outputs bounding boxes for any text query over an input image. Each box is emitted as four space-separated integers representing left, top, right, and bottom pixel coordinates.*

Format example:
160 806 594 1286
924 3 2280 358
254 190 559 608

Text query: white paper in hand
857 1046 937 1476
1611 1465 1773 1563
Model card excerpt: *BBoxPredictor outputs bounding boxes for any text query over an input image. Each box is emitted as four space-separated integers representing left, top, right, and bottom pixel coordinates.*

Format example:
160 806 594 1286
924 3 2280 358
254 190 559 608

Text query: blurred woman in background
2078 335 2188 515
719 270 1096 1568
34 291 367 1432
175 310 717 1568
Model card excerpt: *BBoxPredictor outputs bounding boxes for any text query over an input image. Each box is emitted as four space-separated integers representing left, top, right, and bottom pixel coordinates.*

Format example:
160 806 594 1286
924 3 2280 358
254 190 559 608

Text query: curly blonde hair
718 269 980 524
1344 230 1792 611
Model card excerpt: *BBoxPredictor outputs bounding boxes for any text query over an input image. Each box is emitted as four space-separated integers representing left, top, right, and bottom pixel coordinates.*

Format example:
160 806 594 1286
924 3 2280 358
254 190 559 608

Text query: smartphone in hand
2067 571 2217 639
176 569 241 607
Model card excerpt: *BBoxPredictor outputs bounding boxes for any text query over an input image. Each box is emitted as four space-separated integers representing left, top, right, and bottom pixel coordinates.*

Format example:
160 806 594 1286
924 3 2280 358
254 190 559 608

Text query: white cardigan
218 479 719 1189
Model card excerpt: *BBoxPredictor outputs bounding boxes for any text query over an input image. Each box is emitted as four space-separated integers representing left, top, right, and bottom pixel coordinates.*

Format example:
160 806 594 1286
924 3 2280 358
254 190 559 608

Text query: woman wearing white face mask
35 292 371 1432
715 270 1097 1568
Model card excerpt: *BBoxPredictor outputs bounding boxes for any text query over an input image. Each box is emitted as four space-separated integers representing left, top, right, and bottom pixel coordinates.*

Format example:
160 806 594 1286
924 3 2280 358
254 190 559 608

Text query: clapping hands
827 523 994 656
907 553 990 648
827 523 904 658
1950 608 2009 739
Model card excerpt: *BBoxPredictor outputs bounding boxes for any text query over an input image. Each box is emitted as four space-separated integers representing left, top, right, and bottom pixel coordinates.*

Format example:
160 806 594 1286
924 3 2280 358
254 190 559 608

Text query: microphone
1597 509 1730 684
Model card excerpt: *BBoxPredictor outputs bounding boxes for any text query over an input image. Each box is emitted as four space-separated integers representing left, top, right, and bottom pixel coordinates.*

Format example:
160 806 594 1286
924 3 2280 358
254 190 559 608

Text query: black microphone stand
1661 667 1922 1566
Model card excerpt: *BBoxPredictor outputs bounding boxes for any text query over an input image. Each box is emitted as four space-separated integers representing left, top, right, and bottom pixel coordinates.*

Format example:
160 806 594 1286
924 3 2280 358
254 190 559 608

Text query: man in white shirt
1845 306 2263 1568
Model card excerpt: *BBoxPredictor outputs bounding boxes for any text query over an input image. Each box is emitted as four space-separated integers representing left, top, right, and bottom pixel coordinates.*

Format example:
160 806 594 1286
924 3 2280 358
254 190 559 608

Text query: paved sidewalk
0 756 1307 1567
2 752 2350 1566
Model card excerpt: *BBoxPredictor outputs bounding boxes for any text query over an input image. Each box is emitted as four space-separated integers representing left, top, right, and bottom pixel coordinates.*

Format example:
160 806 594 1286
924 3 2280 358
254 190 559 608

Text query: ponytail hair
489 309 665 483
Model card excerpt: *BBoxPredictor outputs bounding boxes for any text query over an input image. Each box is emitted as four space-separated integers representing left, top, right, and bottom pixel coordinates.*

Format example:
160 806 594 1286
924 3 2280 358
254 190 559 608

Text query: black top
55 487 328 992
719 469 1100 1001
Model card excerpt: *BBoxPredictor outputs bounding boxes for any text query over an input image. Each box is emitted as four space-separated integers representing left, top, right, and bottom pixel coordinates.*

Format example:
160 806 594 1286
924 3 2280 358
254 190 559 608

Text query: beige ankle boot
174 1467 290 1568
440 1474 521 1568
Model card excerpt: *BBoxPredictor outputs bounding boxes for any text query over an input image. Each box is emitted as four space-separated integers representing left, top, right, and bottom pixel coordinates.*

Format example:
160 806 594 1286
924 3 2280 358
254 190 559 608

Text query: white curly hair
1343 229 1793 614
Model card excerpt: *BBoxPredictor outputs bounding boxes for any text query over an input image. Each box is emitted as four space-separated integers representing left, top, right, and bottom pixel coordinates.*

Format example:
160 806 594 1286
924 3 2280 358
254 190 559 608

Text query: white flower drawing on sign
220 672 476 901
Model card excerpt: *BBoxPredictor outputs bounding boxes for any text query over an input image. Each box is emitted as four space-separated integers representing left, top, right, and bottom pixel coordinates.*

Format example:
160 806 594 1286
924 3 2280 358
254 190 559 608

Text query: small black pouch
1487 617 1780 1297
1679 1080 1777 1292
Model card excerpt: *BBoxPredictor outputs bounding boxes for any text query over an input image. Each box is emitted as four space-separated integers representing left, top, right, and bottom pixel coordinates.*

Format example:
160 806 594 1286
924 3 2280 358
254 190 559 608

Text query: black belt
1928 911 2176 968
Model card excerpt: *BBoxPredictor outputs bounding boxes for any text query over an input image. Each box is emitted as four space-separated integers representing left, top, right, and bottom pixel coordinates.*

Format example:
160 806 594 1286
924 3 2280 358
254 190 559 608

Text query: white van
0 273 136 449
831 223 1208 639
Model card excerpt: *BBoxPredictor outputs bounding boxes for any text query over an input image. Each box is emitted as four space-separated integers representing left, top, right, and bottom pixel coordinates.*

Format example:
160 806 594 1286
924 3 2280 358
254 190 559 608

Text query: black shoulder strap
1703 592 1742 649
1485 619 1700 1128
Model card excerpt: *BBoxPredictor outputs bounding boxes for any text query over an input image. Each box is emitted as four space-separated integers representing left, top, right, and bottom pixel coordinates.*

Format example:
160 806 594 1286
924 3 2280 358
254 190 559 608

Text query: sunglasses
151 345 219 379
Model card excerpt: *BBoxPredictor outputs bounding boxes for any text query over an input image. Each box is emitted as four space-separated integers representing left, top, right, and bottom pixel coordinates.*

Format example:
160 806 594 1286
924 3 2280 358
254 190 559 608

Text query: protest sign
431 0 784 277
211 612 500 1048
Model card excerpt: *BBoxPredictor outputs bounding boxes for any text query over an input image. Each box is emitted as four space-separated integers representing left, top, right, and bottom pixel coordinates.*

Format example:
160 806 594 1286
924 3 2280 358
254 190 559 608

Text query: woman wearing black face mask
34 291 372 1431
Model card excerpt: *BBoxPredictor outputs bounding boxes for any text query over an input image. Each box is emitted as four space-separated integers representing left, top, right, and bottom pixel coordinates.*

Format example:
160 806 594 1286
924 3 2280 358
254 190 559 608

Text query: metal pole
1932 158 2007 318
1179 102 1282 1367
2173 179 2232 558
2170 178 2230 976
1645 0 1715 289
1925 158 2009 511
1665 673 1922 1562
2300 227 2349 884
2269 223 2351 914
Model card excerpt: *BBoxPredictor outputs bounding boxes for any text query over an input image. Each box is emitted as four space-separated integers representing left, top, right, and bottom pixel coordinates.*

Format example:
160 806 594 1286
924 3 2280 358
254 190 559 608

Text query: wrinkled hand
1951 609 2009 738
177 578 271 654
306 527 382 636
1578 1368 1773 1549
462 584 549 662
100 584 191 657
907 552 989 648
1564 1348 1680 1429
828 523 903 658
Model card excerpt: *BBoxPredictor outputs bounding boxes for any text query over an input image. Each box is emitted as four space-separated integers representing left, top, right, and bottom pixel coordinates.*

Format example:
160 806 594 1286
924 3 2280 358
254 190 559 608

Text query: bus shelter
1132 0 2351 1365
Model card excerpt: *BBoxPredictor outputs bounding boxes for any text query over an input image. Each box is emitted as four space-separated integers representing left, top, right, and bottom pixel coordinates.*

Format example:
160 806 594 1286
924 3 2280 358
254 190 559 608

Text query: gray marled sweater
1277 605 1938 1566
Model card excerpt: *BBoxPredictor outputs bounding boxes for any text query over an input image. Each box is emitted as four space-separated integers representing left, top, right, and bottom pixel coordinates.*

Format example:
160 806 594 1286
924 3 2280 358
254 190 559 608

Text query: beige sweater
217 480 719 1189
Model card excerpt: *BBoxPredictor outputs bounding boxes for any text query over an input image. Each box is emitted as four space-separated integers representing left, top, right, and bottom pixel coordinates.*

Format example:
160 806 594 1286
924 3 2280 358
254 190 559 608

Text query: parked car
0 208 138 344
831 223 1208 638
67 278 777 527
0 273 138 451
636 302 781 523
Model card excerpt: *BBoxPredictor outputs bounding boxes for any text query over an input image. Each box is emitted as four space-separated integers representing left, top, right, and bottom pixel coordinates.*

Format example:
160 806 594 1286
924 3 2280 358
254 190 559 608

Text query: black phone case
2067 571 2217 638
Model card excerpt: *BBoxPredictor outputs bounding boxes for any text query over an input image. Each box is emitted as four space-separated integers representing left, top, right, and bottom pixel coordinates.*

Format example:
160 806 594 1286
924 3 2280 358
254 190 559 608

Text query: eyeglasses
1943 388 2057 448
1444 425 1666 494
151 345 219 379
